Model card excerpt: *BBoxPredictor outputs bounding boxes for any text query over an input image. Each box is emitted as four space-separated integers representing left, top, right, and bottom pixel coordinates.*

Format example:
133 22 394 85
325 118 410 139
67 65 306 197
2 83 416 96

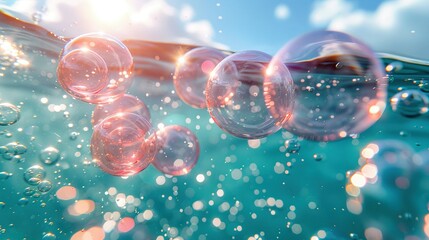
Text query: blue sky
1 0 428 59
166 0 384 54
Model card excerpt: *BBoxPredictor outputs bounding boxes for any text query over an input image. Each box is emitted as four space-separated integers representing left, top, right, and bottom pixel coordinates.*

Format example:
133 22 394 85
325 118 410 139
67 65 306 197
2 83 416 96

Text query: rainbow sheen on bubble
57 32 134 104
174 47 227 108
152 125 199 176
206 50 291 139
90 113 157 176
92 94 151 126
269 30 387 141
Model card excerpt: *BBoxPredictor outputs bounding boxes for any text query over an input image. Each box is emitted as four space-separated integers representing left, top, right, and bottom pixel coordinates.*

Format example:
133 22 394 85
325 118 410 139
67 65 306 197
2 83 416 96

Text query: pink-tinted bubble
206 50 283 139
58 32 134 104
269 30 387 141
152 125 199 176
92 94 151 126
57 49 108 100
91 113 157 176
174 47 227 108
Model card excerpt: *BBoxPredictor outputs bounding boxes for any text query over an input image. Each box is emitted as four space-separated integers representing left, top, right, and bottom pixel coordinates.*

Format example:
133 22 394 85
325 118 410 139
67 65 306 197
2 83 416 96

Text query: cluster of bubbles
0 141 27 162
56 33 200 177
346 140 429 239
174 30 388 141
23 165 52 195
0 101 57 199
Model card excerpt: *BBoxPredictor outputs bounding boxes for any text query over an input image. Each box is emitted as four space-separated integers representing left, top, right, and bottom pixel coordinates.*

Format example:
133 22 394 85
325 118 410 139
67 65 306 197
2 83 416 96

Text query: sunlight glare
91 0 130 23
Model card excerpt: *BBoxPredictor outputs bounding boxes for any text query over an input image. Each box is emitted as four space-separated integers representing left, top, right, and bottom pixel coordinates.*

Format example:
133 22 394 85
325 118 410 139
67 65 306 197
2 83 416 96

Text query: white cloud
310 0 353 26
274 4 290 20
180 4 194 22
310 0 429 60
0 0 226 49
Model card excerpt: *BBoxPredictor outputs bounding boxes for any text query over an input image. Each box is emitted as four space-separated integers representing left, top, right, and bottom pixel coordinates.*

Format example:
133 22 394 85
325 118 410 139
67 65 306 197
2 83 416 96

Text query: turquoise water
1 11 429 240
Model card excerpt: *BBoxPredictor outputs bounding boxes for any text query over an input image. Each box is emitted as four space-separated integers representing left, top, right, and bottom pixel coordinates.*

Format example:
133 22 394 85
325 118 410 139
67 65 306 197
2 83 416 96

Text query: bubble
385 61 403 73
57 48 109 100
24 187 36 196
174 47 227 108
24 165 46 185
152 125 199 176
419 80 429 92
42 233 56 240
284 139 300 153
5 142 27 155
40 147 60 165
69 132 79 140
17 198 29 206
206 50 285 139
0 172 12 180
313 153 324 161
2 152 13 160
270 30 387 141
91 113 157 176
57 33 134 104
0 103 20 126
390 89 429 118
38 180 53 193
92 94 151 126
0 146 7 154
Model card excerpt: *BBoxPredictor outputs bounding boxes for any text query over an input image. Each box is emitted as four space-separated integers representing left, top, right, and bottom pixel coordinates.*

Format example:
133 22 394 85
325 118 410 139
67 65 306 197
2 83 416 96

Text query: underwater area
1 1 429 240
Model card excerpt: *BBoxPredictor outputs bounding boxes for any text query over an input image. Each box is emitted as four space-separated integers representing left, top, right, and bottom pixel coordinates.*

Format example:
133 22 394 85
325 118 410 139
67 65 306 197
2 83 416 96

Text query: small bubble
40 147 60 165
69 132 79 140
38 180 53 193
0 172 12 180
2 152 13 160
313 154 324 161
17 198 29 206
14 144 27 155
0 103 21 126
0 146 7 154
285 139 300 153
24 165 46 185
385 61 403 73
419 81 429 92
349 233 359 239
24 187 36 196
390 89 429 118
12 155 24 163
42 233 56 240
5 142 27 155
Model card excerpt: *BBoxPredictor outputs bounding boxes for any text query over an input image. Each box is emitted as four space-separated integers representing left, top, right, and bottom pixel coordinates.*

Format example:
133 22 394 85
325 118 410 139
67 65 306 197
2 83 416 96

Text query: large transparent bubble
57 32 134 104
90 113 157 176
269 30 387 141
152 125 199 176
206 50 292 139
92 94 151 126
174 47 227 108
